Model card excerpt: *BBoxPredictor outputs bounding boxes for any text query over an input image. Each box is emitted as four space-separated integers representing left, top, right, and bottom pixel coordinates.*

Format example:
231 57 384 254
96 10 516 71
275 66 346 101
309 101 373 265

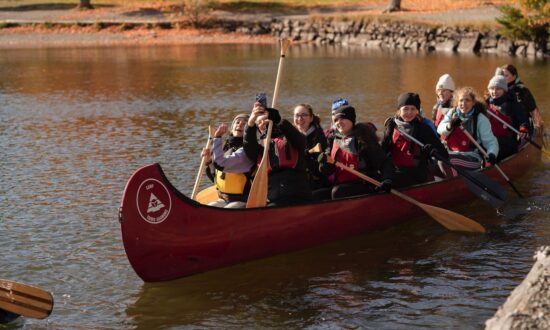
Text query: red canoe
119 138 541 282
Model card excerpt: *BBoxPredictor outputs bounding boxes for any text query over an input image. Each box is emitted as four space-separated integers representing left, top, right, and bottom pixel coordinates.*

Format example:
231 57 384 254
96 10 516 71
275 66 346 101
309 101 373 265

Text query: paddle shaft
333 161 485 233
191 126 214 200
396 128 506 206
246 38 290 208
486 110 550 157
460 126 523 198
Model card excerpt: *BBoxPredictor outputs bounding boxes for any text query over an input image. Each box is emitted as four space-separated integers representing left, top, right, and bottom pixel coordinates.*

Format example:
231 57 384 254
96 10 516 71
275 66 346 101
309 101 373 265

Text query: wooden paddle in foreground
191 125 215 200
246 38 291 208
0 279 54 320
335 161 485 233
460 126 524 198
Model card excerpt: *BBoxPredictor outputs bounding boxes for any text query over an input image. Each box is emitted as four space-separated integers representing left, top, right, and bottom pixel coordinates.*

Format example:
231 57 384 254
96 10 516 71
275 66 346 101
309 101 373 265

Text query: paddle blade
246 160 269 208
0 280 53 320
460 170 507 209
195 185 218 205
417 202 486 233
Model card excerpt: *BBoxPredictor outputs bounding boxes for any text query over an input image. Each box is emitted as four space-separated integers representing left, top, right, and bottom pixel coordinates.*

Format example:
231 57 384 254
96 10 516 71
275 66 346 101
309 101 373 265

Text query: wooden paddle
0 279 53 320
331 161 486 233
191 125 215 200
396 128 507 209
460 126 524 198
485 110 550 159
246 38 291 208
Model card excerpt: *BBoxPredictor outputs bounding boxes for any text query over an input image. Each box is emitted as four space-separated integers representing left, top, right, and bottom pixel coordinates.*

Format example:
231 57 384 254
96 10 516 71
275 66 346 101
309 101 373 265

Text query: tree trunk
384 0 401 13
78 0 93 9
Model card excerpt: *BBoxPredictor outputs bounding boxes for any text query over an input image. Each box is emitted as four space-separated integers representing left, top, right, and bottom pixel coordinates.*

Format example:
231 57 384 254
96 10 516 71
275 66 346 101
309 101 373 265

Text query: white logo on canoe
147 193 165 213
137 179 172 224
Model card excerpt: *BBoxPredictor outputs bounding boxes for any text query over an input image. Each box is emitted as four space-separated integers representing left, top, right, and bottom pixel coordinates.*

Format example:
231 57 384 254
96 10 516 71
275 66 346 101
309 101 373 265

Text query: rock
497 37 515 55
435 39 457 52
485 246 550 330
457 33 481 53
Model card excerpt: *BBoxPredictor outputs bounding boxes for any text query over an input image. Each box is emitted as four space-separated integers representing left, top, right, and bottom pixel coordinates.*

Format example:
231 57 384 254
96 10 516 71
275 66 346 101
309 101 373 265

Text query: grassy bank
0 0 510 13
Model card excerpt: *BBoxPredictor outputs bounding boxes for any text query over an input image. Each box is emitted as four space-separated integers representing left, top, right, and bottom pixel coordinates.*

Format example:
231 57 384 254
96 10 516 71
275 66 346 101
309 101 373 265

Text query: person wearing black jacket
382 92 449 188
243 101 311 206
499 64 543 133
316 100 394 200
292 103 329 190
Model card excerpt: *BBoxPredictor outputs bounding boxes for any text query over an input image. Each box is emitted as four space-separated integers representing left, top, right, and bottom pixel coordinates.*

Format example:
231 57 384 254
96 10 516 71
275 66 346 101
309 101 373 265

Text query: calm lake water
1 44 549 329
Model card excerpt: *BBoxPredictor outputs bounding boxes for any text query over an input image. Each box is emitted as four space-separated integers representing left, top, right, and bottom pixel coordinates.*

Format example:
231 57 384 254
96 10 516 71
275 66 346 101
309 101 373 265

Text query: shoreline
0 26 275 49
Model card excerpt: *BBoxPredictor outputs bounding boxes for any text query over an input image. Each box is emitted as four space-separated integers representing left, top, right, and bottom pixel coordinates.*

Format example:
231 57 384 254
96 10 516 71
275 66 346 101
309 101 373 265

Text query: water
1 44 549 329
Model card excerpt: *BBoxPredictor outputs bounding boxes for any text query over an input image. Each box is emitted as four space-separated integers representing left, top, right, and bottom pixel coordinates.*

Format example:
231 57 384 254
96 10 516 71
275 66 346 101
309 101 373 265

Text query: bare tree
384 0 401 13
78 0 93 9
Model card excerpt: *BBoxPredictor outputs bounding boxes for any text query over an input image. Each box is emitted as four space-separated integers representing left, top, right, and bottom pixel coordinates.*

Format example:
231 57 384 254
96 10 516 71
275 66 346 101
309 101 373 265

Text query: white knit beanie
435 74 455 92
494 67 505 76
488 75 508 91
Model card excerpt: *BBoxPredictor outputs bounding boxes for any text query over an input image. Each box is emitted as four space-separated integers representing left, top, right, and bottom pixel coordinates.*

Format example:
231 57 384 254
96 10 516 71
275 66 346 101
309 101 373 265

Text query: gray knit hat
488 75 508 91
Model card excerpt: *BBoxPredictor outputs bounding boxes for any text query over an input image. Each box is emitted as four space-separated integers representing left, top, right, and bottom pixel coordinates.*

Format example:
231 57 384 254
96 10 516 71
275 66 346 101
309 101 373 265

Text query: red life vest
487 104 513 138
434 106 452 128
391 129 418 167
443 128 473 152
258 136 299 173
330 137 360 184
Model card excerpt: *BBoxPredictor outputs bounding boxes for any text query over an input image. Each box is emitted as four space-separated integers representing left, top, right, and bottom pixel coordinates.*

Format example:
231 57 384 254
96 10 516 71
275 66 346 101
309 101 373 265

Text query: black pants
312 180 375 201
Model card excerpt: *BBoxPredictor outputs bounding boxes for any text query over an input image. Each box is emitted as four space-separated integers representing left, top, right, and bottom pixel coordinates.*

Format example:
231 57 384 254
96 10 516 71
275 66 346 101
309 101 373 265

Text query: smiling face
457 92 475 114
293 105 313 133
398 105 419 122
231 118 247 137
333 116 353 136
436 88 453 103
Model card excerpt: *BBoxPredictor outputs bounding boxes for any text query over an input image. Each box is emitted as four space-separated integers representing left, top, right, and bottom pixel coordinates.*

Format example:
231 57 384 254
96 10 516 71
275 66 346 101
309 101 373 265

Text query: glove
375 179 392 193
448 117 462 130
518 125 529 140
266 108 282 125
487 153 498 165
421 144 435 157
318 154 335 175
317 153 328 165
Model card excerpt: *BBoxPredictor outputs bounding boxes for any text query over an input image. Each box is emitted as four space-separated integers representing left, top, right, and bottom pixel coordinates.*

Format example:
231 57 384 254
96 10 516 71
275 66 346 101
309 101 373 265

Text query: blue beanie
331 98 349 112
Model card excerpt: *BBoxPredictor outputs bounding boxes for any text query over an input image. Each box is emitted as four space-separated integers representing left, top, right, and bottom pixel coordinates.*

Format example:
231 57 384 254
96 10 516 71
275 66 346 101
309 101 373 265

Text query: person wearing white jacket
437 86 499 173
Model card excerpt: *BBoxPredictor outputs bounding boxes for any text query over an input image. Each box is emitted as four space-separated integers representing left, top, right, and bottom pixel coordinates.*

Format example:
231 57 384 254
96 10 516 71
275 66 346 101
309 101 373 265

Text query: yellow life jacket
214 170 248 195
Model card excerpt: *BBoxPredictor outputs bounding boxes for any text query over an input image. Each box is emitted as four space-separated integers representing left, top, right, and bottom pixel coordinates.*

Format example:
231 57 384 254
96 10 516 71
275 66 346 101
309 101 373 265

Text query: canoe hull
120 140 541 282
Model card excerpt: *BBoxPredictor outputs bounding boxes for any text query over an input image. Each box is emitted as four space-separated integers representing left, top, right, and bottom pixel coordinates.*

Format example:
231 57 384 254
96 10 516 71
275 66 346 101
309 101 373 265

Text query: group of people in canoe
201 64 543 207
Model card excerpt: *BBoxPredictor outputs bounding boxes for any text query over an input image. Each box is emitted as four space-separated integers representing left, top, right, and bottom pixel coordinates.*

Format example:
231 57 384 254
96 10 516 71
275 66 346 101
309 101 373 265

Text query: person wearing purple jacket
204 114 255 208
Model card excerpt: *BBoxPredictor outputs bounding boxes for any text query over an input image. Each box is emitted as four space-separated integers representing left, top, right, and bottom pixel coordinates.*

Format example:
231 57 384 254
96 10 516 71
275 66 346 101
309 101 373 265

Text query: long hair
453 86 487 114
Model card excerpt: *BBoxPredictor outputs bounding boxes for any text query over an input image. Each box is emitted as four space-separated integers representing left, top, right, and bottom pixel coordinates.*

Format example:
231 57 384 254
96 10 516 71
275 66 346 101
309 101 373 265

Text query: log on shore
485 246 550 330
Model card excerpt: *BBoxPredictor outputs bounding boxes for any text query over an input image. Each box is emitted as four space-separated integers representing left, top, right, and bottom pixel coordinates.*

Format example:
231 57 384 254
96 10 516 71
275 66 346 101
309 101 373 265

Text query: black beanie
397 92 421 110
333 105 356 124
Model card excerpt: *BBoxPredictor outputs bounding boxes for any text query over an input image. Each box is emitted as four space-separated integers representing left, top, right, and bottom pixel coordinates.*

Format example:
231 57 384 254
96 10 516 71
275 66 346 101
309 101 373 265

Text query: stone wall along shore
233 18 548 58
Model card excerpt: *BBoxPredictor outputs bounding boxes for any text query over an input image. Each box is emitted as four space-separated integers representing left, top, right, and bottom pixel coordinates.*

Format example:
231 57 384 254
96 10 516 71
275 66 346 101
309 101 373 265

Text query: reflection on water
0 44 549 329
